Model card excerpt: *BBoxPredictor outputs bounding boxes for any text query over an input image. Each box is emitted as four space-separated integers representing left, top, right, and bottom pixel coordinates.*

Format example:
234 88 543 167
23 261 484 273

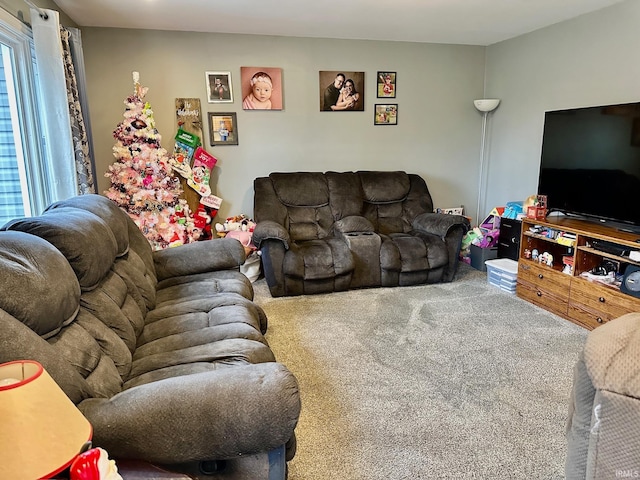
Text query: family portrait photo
206 71 233 103
319 71 365 112
377 71 396 98
240 67 283 110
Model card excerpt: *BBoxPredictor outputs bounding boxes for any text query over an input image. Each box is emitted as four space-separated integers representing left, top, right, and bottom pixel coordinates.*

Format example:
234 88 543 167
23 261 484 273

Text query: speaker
621 265 640 297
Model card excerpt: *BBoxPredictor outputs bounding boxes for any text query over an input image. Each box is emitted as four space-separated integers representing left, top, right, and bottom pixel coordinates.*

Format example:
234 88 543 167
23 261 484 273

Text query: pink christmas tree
105 72 199 250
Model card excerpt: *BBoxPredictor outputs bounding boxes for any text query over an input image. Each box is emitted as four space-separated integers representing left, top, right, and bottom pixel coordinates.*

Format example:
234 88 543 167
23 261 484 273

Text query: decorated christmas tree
105 72 198 250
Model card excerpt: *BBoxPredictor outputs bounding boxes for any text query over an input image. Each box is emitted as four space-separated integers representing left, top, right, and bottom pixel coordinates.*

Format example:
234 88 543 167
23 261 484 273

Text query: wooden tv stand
516 216 640 329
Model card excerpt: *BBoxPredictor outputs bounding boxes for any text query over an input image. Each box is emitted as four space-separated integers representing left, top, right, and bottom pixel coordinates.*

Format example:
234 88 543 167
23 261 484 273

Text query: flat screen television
537 101 640 231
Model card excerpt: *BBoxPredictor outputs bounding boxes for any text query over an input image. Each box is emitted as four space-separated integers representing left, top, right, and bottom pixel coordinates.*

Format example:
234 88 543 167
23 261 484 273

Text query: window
0 9 48 224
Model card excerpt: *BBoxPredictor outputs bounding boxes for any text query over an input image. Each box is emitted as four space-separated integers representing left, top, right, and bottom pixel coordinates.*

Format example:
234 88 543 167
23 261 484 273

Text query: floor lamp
473 98 500 227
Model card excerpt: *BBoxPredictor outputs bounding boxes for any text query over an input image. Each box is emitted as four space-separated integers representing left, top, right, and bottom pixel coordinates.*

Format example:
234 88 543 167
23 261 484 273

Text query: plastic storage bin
485 258 518 293
470 244 498 272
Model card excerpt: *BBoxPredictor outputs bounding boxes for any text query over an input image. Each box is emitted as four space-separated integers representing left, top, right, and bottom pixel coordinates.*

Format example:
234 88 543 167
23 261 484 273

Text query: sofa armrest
253 221 290 250
334 215 374 234
78 362 300 464
583 312 640 398
153 237 245 282
412 212 470 238
566 313 640 480
413 212 469 282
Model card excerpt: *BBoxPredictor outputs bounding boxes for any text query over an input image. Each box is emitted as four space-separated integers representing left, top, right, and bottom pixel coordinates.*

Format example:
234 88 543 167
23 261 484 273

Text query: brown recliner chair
253 171 469 297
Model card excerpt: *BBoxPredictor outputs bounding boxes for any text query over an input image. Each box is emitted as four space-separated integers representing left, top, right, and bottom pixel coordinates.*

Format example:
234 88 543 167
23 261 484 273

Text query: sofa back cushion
358 171 433 235
47 194 157 310
46 194 130 257
0 230 124 401
3 208 118 291
326 171 364 220
358 171 411 234
256 173 334 241
0 231 80 338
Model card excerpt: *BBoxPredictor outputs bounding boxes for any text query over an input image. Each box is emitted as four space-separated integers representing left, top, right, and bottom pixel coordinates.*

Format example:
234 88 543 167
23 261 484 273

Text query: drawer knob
596 317 604 323
599 297 605 303
536 291 542 297
538 274 544 279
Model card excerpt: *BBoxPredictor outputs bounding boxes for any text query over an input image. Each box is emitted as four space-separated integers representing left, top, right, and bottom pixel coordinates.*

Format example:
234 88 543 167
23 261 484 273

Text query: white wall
484 0 640 215
81 29 486 219
0 0 75 26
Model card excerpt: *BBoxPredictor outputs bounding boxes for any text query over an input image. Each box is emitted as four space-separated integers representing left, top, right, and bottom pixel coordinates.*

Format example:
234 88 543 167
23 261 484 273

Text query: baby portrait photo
206 71 233 103
319 71 365 112
240 67 283 110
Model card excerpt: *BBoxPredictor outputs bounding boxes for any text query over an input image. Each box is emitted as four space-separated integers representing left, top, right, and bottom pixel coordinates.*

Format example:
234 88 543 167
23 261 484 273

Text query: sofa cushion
270 172 329 207
81 270 144 353
0 231 80 339
334 215 374 233
365 202 411 234
326 171 364 219
3 208 118 291
288 205 333 241
46 194 130 257
283 238 354 280
359 171 410 203
48 320 123 398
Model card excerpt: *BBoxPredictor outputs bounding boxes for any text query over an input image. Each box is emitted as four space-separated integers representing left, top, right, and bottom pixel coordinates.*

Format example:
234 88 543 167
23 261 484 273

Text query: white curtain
31 8 95 200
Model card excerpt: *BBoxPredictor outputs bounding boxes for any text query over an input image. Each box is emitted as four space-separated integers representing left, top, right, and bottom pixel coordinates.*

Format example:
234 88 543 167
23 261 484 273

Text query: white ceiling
52 0 626 46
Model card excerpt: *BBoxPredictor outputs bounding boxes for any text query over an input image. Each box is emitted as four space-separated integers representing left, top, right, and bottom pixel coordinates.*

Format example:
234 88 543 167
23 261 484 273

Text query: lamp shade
474 98 500 112
0 360 92 479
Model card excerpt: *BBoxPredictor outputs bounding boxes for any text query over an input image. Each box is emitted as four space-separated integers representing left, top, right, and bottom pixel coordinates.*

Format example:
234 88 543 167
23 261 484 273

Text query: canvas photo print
319 71 364 111
240 67 283 110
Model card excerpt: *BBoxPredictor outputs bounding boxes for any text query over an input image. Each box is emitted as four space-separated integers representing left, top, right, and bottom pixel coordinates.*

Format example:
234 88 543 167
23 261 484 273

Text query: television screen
538 101 640 229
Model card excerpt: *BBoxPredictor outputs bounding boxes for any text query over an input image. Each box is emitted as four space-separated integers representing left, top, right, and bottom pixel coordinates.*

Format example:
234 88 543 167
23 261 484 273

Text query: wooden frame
377 71 396 98
208 112 238 146
206 71 233 103
374 104 398 125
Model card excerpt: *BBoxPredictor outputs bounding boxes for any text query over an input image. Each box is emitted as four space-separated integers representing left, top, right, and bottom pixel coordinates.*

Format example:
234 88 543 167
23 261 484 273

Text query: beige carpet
253 263 588 480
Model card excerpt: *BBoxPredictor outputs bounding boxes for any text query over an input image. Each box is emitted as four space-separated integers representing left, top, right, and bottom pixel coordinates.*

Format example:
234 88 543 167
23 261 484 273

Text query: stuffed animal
215 214 257 255
215 214 256 237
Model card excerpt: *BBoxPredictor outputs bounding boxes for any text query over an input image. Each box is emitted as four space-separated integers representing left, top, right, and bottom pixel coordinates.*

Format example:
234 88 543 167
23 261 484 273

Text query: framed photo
206 71 233 103
374 104 398 125
319 71 365 111
240 67 283 110
377 71 396 98
208 112 238 146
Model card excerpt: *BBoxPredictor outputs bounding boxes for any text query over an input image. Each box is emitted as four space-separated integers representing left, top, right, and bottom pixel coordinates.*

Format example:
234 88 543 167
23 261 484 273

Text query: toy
215 214 255 236
215 214 257 256
70 447 122 480
503 201 524 219
461 227 482 253
194 201 219 240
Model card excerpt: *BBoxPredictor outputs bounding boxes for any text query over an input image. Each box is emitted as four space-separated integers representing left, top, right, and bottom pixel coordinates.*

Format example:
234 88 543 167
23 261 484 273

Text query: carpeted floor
252 262 589 480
